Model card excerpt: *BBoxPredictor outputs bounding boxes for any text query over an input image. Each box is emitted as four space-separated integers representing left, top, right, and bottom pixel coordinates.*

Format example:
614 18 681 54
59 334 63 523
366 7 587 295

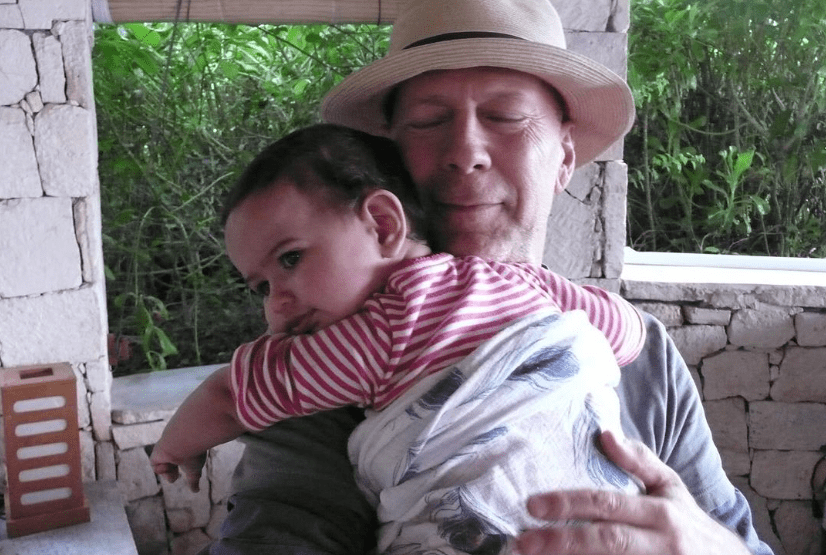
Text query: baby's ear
360 189 409 258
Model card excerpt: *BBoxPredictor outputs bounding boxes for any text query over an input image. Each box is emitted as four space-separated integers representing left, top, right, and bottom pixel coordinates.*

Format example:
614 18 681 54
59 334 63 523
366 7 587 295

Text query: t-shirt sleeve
535 267 646 365
229 311 391 432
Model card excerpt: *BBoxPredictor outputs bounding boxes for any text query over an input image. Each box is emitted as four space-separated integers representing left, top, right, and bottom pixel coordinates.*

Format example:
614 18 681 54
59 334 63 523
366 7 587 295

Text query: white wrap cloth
349 309 641 555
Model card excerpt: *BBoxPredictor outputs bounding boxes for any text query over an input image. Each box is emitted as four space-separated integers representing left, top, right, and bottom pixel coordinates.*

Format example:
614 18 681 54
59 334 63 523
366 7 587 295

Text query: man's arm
150 365 247 492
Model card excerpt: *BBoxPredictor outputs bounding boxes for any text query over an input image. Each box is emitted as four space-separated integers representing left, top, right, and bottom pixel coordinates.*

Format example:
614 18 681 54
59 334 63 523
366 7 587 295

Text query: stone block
751 450 823 499
73 196 106 285
772 347 826 402
728 307 796 349
34 104 96 196
749 401 826 451
795 312 826 347
730 477 784 555
0 5 25 28
162 472 211 533
0 30 36 105
633 302 682 327
683 306 731 326
602 161 627 278
773 500 822 555
55 20 94 108
0 286 104 365
117 446 161 501
0 197 82 297
701 350 770 401
555 0 615 32
19 0 88 30
80 428 95 480
703 397 748 451
113 420 167 450
0 107 41 198
90 390 113 441
544 162 602 279
668 325 728 366
126 496 169 555
95 440 117 481
171 528 211 555
32 32 67 104
207 441 245 504
718 448 751 477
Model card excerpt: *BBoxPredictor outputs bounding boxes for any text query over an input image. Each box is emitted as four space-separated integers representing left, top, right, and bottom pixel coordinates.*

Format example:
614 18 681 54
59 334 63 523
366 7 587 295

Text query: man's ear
359 189 409 258
553 122 576 194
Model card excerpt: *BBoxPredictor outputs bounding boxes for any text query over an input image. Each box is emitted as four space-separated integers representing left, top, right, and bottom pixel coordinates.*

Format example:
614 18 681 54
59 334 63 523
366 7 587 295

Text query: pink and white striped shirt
230 253 645 431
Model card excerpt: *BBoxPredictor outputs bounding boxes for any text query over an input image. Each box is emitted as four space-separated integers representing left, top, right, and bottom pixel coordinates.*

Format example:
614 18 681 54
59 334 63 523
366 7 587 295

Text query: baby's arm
150 365 246 492
535 267 646 365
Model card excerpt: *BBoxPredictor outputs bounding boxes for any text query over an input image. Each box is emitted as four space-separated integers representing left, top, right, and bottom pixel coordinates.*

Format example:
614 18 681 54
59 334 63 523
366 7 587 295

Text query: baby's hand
150 444 205 493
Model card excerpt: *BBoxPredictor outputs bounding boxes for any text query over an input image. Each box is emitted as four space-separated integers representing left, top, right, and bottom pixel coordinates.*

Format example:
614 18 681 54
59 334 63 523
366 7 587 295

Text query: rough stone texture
162 473 211 533
0 5 24 28
701 350 770 401
126 496 170 555
34 104 96 196
0 29 37 105
96 440 117 481
0 286 103 365
555 0 616 32
703 397 748 451
751 450 823 499
207 441 245 505
684 306 732 326
718 447 751 477
113 420 167 450
55 19 95 109
668 325 728 366
731 477 785 555
773 501 823 555
19 0 88 30
117 446 161 501
74 196 107 286
772 347 826 402
0 107 41 197
602 161 628 277
90 389 113 441
728 307 797 349
795 312 826 347
749 401 826 451
545 163 603 279
0 197 82 297
634 302 683 327
32 31 67 103
80 428 96 480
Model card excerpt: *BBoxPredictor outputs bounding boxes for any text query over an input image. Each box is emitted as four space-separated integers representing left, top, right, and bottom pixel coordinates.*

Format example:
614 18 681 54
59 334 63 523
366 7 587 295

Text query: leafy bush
94 23 390 374
626 0 826 256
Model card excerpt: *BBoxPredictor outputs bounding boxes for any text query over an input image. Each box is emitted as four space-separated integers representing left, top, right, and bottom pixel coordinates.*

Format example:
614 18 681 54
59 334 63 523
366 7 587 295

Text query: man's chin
438 233 532 263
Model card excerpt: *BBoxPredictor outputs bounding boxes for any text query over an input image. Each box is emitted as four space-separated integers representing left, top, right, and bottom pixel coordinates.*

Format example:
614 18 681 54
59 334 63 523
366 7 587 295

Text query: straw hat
321 0 635 167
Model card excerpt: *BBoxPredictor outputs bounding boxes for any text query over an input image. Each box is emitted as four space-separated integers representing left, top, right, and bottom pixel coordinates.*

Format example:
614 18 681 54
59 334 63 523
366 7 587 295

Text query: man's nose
442 113 491 173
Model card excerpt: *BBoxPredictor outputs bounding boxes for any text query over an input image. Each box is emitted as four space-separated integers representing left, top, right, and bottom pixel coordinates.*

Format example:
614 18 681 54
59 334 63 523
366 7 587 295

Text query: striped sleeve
229 311 391 432
533 267 646 366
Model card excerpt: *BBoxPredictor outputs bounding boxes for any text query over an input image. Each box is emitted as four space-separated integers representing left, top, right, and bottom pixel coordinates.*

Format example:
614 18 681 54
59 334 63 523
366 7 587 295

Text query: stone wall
623 275 826 555
0 0 111 489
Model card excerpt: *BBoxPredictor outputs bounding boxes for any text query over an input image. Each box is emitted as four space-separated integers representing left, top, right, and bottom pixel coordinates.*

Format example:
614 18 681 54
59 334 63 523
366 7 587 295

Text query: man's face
390 67 575 264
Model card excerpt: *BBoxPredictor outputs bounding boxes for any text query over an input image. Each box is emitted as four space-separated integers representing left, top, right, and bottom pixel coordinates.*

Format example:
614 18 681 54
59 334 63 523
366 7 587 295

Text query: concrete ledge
0 480 138 554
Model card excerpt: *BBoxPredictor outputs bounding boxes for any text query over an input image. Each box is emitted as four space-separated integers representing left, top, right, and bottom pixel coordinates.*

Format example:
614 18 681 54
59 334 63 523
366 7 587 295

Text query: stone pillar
0 0 111 485
544 0 630 288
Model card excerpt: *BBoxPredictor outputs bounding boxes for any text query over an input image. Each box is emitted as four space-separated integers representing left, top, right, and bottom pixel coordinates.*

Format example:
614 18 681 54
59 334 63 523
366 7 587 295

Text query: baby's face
225 179 387 334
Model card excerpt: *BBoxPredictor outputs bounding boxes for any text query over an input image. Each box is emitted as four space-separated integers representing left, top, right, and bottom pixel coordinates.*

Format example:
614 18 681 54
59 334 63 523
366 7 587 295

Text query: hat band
403 32 522 50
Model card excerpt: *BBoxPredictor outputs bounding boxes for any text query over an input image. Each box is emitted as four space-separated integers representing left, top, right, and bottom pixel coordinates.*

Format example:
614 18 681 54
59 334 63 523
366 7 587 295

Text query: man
207 0 774 553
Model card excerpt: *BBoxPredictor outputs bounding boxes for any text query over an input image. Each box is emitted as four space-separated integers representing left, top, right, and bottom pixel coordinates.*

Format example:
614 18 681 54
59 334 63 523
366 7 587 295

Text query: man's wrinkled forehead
384 66 568 124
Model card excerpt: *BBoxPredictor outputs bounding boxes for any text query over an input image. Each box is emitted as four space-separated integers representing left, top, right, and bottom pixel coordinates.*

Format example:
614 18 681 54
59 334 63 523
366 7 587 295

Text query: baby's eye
253 281 270 297
279 250 302 269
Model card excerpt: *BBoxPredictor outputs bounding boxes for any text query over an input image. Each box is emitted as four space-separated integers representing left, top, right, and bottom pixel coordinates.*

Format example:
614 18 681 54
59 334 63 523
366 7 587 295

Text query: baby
151 123 644 554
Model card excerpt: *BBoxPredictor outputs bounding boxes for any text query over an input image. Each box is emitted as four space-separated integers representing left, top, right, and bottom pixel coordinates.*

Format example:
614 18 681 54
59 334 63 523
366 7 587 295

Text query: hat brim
321 38 635 168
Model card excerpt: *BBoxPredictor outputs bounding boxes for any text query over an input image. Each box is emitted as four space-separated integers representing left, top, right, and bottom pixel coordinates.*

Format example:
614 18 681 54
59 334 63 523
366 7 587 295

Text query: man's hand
515 430 751 555
150 442 207 493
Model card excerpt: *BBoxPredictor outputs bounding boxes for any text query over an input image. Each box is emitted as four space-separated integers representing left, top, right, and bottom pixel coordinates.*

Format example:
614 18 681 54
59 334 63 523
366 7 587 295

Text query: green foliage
94 23 390 374
626 0 826 256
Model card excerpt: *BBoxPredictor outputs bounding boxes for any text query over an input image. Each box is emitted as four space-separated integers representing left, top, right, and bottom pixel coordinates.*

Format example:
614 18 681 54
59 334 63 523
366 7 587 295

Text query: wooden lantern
1 363 90 537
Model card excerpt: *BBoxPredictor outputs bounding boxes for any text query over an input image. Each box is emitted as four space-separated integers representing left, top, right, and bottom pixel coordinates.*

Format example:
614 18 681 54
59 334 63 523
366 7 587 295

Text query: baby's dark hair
221 123 429 242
